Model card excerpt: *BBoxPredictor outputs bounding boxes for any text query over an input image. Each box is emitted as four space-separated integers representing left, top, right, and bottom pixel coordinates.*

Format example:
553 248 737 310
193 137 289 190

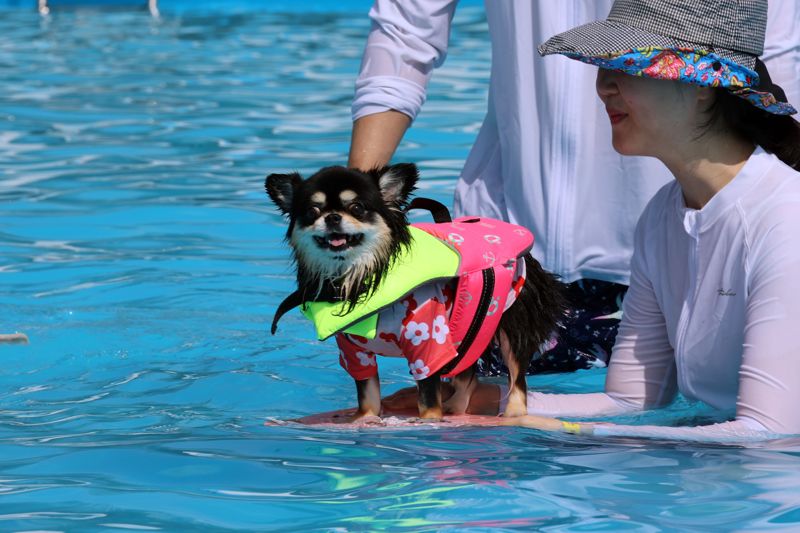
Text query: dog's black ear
265 172 303 215
373 163 418 206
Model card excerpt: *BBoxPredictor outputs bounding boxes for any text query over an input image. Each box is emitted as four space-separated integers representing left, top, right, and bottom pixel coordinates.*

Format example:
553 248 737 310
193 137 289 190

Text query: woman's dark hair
709 89 800 171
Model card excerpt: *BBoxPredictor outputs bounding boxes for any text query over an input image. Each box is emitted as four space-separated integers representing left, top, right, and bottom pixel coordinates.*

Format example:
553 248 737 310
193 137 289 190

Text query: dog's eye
349 202 366 217
306 206 321 219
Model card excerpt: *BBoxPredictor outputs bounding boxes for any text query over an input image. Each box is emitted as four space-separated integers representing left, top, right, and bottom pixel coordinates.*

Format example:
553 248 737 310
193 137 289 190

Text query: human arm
730 200 800 435
348 110 411 170
377 209 691 436
348 0 457 170
490 213 678 417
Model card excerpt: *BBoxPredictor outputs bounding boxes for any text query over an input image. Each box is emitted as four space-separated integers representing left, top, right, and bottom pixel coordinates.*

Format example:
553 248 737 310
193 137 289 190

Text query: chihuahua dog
266 163 565 421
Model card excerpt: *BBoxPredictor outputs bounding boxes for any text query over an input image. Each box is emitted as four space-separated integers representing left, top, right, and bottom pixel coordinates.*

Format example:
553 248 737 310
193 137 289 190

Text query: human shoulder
741 156 800 228
634 180 681 241
740 156 800 258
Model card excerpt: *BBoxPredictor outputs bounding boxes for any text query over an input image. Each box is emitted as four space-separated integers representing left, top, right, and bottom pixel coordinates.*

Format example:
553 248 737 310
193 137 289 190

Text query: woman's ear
696 86 717 113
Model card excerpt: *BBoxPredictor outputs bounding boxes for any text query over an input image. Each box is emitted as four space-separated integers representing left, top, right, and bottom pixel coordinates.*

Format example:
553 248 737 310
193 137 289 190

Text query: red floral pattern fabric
336 262 525 381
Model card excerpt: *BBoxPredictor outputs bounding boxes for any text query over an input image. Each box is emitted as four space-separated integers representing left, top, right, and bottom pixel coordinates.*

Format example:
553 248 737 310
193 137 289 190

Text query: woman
369 0 800 442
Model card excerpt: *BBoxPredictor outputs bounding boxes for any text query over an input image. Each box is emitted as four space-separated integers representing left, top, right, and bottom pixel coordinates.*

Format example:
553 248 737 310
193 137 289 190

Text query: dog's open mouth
314 232 364 252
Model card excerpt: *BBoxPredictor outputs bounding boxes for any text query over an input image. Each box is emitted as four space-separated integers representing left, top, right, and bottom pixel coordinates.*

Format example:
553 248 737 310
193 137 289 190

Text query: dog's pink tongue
329 237 347 247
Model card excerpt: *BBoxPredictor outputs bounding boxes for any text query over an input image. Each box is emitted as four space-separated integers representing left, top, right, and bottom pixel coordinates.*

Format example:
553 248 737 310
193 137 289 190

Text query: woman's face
596 69 704 160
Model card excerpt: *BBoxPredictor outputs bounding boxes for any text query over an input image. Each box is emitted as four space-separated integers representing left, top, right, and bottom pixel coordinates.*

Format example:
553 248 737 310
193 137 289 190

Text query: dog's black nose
325 213 342 227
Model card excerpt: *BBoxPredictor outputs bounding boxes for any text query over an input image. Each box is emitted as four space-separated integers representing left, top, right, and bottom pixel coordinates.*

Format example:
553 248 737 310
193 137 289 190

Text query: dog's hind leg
494 254 565 416
416 371 443 419
354 374 382 421
443 365 478 415
497 329 530 417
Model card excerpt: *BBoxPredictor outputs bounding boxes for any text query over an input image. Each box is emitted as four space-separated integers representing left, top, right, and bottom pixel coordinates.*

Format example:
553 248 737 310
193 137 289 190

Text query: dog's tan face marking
310 191 326 205
339 190 357 203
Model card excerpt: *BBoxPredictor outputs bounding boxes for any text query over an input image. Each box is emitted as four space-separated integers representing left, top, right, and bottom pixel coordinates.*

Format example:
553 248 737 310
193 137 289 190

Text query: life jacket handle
406 197 452 223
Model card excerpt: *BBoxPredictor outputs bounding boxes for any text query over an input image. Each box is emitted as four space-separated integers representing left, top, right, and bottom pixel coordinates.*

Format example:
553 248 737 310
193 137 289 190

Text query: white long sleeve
352 0 457 122
590 418 778 443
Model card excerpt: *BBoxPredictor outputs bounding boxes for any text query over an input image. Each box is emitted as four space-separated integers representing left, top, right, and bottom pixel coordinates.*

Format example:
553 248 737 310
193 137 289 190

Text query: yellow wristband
561 421 582 434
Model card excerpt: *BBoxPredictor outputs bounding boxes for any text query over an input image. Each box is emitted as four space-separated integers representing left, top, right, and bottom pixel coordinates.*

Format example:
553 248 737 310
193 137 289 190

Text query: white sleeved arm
351 0 458 122
519 210 678 419
590 417 778 443
734 202 800 435
598 218 679 409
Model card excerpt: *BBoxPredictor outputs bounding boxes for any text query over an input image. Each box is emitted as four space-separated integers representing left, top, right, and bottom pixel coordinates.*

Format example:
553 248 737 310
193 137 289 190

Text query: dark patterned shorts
477 278 628 376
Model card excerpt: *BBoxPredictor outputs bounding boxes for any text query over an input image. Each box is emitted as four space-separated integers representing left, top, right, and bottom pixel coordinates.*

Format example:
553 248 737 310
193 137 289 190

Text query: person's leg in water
477 279 627 376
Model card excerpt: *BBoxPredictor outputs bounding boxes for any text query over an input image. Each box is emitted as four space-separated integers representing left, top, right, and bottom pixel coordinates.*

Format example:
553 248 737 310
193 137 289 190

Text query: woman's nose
596 68 620 99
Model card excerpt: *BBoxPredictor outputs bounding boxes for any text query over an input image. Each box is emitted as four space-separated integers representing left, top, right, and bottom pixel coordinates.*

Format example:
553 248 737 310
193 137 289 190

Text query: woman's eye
349 203 366 217
306 206 321 219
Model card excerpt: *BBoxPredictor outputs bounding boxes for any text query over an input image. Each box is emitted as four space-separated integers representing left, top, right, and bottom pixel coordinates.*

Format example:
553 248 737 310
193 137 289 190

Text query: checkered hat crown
540 0 767 69
537 0 797 114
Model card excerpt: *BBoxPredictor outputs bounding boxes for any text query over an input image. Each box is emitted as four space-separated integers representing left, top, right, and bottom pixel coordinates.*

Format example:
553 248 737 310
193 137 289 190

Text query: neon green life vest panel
301 226 460 341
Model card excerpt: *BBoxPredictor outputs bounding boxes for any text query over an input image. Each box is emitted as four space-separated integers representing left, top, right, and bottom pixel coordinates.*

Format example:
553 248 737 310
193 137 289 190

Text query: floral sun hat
538 0 796 115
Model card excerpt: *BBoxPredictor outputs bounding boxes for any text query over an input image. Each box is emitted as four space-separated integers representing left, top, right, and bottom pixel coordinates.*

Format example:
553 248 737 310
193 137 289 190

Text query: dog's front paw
349 412 383 425
405 417 433 425
416 407 444 421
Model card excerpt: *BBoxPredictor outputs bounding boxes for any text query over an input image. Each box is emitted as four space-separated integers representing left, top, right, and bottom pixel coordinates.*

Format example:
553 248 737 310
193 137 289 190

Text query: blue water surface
2 2 800 532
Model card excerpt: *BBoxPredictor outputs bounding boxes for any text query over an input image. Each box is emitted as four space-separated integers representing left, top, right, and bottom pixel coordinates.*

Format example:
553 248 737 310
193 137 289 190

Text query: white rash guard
351 0 799 285
514 149 800 442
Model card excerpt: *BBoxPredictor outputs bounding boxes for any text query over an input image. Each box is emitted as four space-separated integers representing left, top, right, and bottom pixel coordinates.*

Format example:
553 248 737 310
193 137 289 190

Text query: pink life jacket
412 214 533 378
271 198 534 378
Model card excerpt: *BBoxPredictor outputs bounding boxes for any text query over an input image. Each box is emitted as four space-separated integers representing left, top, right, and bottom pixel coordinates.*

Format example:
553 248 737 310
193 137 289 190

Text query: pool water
1 2 800 531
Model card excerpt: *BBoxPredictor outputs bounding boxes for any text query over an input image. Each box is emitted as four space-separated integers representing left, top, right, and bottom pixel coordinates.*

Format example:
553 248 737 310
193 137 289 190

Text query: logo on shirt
717 288 736 296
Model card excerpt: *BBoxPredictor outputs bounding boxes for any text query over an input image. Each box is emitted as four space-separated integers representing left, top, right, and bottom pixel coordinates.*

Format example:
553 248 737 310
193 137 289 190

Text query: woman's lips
607 110 627 125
